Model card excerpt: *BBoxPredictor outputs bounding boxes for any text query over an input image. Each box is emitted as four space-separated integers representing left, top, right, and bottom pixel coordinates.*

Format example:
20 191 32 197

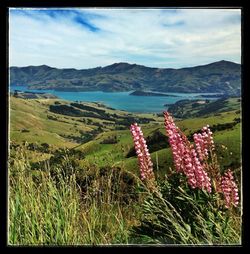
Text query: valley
9 80 242 246
8 62 242 245
9 95 241 179
8 7 242 245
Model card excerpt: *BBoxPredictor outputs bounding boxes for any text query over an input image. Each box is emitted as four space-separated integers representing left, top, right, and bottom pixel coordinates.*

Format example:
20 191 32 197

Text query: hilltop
10 60 241 96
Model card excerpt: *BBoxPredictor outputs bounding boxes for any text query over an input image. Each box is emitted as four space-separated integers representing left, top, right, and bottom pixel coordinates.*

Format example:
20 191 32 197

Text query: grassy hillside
167 97 241 118
76 110 241 177
10 96 241 175
9 96 242 245
9 96 159 155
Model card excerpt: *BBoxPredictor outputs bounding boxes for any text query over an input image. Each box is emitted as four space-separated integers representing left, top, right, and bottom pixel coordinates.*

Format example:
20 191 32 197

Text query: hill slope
10 96 241 178
167 97 241 118
9 96 159 148
10 60 241 95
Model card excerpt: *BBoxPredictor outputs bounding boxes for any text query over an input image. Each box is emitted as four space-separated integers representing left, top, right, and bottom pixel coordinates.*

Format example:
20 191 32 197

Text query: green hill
9 96 160 149
10 60 241 95
10 96 241 177
167 97 241 118
76 110 241 176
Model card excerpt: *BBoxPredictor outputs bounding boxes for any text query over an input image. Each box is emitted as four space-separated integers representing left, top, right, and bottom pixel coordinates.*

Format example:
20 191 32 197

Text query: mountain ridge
10 60 241 95
10 60 239 70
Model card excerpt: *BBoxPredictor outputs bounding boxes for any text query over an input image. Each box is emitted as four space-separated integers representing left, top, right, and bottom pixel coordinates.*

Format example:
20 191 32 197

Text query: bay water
10 85 219 113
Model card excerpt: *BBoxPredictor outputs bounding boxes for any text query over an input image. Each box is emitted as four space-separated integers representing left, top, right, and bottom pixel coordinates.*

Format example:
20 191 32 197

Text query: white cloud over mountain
9 8 241 69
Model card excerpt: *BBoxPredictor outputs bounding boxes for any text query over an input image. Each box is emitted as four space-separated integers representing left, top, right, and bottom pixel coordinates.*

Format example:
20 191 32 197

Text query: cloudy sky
9 8 241 69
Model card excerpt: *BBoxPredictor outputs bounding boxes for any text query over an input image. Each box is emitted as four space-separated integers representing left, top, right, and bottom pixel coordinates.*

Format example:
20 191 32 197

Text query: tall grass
9 145 241 245
8 147 141 245
131 180 241 245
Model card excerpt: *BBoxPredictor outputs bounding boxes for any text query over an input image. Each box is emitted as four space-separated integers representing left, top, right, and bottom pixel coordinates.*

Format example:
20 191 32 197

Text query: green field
10 96 241 174
167 97 241 118
9 95 242 245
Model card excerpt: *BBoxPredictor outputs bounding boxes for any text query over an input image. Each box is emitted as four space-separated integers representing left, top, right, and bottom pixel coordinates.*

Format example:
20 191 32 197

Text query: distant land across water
10 60 241 96
10 85 221 113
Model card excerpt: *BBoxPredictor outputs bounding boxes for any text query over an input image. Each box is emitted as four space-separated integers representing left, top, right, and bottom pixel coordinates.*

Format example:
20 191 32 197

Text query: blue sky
9 8 241 69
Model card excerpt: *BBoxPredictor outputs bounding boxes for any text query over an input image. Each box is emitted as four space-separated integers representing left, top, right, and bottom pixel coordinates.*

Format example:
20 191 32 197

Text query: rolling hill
167 97 241 118
10 96 241 177
10 60 241 95
9 96 160 148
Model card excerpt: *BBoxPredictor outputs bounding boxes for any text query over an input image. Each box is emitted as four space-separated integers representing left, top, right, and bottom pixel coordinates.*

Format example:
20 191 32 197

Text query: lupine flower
194 125 215 161
220 169 239 208
130 123 154 181
163 111 186 173
188 146 211 192
164 111 211 192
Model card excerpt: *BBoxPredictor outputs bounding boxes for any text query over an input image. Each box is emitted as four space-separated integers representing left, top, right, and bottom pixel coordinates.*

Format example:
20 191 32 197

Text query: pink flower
193 125 215 161
220 169 239 208
164 111 211 192
163 112 186 173
130 123 154 181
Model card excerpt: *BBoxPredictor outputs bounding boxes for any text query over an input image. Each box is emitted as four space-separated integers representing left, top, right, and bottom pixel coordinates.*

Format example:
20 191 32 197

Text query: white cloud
9 8 241 69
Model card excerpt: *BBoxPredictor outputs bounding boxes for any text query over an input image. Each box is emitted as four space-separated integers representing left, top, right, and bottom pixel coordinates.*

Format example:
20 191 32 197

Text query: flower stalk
130 123 155 181
220 169 239 208
164 111 211 193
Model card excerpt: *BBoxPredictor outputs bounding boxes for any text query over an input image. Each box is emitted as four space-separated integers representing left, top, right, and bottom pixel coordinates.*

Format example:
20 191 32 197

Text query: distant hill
11 90 58 99
167 97 241 118
10 60 241 96
129 90 179 97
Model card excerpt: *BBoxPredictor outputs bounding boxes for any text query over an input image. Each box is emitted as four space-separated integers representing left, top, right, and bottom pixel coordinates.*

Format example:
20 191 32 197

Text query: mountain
10 60 241 95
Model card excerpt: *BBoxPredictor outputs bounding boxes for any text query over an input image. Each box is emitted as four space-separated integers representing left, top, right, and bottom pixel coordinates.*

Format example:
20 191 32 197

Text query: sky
9 8 241 69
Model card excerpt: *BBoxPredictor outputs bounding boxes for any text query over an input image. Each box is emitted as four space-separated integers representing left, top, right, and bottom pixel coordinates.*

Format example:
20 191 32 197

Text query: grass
131 184 241 245
9 147 142 245
9 145 241 245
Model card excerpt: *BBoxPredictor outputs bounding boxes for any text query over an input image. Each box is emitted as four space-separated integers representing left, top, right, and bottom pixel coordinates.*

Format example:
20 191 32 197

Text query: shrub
100 135 118 144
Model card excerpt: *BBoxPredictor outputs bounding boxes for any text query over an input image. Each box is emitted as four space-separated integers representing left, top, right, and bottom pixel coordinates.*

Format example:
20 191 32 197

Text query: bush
126 130 169 158
100 135 118 144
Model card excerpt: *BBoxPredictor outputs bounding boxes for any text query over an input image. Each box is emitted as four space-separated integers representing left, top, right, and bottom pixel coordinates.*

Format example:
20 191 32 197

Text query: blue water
10 85 220 113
